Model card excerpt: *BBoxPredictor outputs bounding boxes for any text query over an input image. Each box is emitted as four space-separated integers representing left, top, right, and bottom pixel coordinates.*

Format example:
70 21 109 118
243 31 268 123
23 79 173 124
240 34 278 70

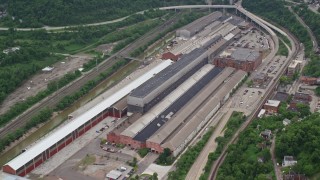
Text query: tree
296 103 311 117
315 86 320 96
152 172 158 180
157 148 173 165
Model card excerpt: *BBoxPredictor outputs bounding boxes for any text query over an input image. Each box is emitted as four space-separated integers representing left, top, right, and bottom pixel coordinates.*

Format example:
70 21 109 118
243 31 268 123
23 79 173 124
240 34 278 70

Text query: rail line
0 14 181 141
209 26 300 180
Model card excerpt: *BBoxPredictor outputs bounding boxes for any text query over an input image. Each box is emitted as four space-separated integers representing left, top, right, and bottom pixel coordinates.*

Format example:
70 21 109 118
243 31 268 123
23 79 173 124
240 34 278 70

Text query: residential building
300 76 318 85
260 129 272 140
263 100 281 114
287 60 301 77
282 156 297 167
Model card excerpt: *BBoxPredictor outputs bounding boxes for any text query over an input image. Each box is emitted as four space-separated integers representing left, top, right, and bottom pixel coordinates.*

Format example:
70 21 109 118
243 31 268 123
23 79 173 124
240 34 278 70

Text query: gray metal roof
163 70 247 150
130 47 206 98
181 11 222 33
133 67 223 142
231 48 260 62
147 67 235 145
121 64 214 138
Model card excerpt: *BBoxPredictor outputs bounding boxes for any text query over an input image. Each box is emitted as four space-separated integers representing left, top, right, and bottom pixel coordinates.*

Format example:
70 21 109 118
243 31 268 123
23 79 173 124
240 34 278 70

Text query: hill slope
0 0 203 27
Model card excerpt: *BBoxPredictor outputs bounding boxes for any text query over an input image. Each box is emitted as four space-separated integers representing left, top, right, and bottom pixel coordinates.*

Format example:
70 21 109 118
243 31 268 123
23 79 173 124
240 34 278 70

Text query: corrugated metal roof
4 60 173 171
163 70 247 150
132 67 223 142
148 67 235 144
129 48 206 98
121 64 214 138
113 97 128 110
180 12 222 34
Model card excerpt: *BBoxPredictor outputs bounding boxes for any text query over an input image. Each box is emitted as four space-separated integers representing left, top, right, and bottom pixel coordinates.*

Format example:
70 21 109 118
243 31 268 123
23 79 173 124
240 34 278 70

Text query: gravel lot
0 54 92 115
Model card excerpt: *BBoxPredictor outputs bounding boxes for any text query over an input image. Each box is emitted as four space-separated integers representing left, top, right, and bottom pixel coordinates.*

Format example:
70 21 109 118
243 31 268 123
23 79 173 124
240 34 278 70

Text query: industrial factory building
213 47 262 72
108 64 223 148
176 11 222 38
2 60 173 176
108 67 247 155
148 70 247 156
127 46 212 114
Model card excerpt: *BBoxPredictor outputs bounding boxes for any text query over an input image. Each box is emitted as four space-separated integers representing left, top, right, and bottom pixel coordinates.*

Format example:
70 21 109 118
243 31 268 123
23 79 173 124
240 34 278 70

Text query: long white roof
5 60 173 171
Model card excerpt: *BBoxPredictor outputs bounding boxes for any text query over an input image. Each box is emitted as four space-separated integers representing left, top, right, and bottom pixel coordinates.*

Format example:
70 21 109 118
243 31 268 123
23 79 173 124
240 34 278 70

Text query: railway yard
0 3 317 180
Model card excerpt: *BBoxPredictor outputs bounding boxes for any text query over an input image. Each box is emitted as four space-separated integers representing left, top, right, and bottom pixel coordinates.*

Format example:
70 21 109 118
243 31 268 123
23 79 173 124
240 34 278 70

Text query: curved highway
0 11 146 31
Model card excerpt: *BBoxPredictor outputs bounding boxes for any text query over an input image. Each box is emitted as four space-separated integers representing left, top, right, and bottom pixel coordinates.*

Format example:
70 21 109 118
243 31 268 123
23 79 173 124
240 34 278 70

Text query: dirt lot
0 54 92 115
95 43 116 55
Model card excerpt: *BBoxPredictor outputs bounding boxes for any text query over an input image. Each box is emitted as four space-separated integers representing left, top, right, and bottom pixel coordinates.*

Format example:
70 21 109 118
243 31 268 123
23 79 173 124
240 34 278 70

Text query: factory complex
3 11 263 176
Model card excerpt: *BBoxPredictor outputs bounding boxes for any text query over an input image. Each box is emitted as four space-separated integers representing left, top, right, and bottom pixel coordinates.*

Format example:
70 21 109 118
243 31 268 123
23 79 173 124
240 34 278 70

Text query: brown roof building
300 76 318 85
263 100 281 114
161 52 181 61
213 47 262 72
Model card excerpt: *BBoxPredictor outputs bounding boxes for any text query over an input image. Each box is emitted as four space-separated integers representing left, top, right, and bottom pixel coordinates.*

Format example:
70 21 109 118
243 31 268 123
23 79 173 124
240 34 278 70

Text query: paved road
0 11 145 31
288 6 319 52
136 153 159 175
0 14 182 142
210 28 299 180
208 1 301 178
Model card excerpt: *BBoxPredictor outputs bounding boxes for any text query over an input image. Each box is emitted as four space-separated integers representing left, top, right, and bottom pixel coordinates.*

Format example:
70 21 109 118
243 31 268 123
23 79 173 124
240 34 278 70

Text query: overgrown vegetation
157 148 174 165
276 113 320 176
294 5 320 47
216 115 280 180
277 39 289 56
0 12 162 129
200 112 246 180
138 148 150 158
0 108 52 153
56 59 130 110
0 0 204 27
216 100 312 179
0 70 81 128
168 127 214 180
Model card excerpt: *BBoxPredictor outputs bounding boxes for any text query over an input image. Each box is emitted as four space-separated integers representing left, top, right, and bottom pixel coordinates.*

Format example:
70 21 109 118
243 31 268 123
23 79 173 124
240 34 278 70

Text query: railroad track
0 14 181 139
209 27 300 180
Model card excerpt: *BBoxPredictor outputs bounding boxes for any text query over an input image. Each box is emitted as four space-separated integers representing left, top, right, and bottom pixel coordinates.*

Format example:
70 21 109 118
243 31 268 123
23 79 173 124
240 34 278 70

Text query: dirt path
186 110 232 180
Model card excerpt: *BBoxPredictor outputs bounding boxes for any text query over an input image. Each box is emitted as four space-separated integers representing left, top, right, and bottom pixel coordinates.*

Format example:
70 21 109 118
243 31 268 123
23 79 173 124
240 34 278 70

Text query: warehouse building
207 27 241 61
176 11 222 38
113 65 223 149
108 64 215 146
154 70 247 156
146 67 236 153
213 47 262 72
127 47 210 113
2 60 173 177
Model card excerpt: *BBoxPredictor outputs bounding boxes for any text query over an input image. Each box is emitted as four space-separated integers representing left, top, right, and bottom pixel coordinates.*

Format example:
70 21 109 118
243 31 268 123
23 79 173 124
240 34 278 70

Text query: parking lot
261 56 287 78
232 29 270 50
232 87 265 112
